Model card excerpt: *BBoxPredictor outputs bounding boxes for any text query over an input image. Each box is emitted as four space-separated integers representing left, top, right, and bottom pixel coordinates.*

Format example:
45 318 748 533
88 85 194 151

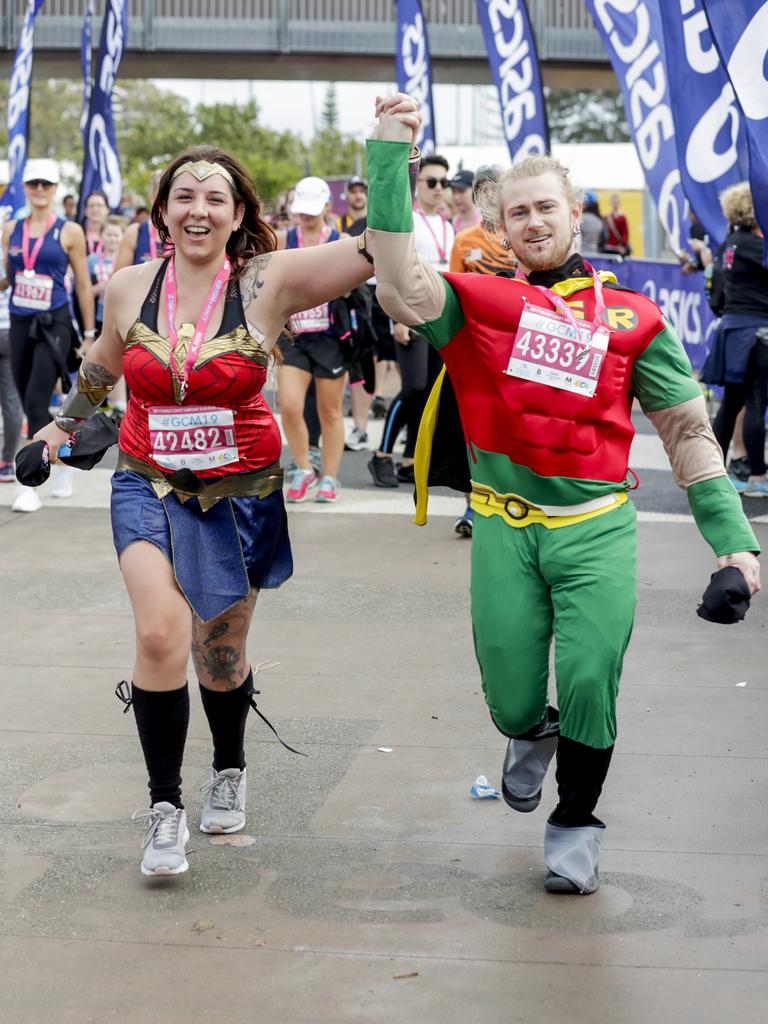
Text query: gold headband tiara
171 160 235 188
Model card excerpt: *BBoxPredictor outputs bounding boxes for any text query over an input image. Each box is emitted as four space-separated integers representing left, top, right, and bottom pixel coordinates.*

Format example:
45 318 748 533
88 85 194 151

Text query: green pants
470 500 637 749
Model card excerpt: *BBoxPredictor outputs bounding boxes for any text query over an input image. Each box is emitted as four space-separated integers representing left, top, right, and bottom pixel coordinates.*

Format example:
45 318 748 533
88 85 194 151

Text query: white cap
291 176 331 217
23 158 60 184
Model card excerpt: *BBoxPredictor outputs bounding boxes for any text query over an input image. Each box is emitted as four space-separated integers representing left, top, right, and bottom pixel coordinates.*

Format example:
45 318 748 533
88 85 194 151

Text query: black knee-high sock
549 735 613 828
199 669 253 771
131 682 190 809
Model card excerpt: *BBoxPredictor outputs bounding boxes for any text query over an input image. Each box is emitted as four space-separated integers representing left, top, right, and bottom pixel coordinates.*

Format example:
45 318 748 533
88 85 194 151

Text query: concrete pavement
0 464 767 1023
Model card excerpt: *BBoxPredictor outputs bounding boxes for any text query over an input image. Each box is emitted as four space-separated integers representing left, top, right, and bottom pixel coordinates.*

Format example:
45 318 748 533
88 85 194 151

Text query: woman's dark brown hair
151 144 277 279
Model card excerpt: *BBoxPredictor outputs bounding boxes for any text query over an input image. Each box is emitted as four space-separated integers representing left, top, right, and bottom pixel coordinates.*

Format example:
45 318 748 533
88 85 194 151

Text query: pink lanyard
149 225 158 260
416 209 448 263
165 255 231 401
516 260 607 340
22 214 56 277
296 223 330 248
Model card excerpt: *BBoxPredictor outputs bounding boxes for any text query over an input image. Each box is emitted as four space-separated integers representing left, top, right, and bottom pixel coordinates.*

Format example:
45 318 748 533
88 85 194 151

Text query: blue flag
395 0 437 156
475 0 549 160
585 0 690 255
80 0 95 135
701 0 768 262
0 0 45 222
79 0 128 218
658 1 748 247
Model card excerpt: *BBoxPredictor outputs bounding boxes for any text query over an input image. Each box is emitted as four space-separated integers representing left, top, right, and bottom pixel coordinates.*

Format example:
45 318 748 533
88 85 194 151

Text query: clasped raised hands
373 93 422 147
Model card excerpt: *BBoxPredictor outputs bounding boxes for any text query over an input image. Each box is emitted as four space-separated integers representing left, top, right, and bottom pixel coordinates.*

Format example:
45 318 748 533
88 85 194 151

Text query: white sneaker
345 426 370 452
199 768 246 834
11 486 42 513
50 463 76 498
132 802 190 876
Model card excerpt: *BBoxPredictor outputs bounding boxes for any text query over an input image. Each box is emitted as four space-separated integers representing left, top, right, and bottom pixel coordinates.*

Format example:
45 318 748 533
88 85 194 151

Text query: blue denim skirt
111 470 293 622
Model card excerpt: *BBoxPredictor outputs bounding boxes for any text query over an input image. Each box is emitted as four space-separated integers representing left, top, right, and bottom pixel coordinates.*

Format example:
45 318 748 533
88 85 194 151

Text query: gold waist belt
116 452 284 511
470 481 627 530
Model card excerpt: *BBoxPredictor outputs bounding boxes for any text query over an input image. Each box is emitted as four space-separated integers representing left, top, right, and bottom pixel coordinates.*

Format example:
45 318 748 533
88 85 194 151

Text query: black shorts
279 331 347 379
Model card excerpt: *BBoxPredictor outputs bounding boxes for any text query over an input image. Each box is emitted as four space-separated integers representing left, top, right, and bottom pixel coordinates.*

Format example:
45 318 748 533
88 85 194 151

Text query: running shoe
345 426 370 451
729 474 748 493
371 395 389 419
199 768 246 834
285 467 317 502
0 461 15 484
727 456 750 482
454 506 474 537
744 477 768 498
11 486 42 513
368 454 399 488
309 446 323 475
396 462 415 484
315 475 340 503
132 802 190 876
50 463 76 499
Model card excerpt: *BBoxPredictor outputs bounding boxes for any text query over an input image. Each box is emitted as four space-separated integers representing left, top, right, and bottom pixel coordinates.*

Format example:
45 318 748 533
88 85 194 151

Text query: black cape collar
527 253 588 289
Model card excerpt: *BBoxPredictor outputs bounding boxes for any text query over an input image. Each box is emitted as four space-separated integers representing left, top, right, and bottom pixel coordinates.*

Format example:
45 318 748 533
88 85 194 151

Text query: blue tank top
7 217 70 317
286 225 340 249
134 220 156 264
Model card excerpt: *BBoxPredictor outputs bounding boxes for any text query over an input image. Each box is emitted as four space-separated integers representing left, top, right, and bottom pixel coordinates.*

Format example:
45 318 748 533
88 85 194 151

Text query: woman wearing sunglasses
0 159 95 512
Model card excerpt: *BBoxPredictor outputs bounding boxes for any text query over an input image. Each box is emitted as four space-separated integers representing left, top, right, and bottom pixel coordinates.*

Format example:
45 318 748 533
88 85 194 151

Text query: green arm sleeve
688 477 760 556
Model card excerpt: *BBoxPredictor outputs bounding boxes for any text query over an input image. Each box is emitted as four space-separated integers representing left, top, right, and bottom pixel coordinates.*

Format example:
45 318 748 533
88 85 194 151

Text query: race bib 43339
504 303 608 398
148 405 239 471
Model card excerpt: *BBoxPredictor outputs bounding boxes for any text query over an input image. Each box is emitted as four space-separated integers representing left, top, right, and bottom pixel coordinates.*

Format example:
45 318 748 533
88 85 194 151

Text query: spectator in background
0 180 23 483
88 215 126 334
450 165 514 277
336 175 368 236
62 194 77 222
602 193 630 256
703 182 768 497
579 191 604 255
133 206 150 225
449 169 481 234
81 190 110 255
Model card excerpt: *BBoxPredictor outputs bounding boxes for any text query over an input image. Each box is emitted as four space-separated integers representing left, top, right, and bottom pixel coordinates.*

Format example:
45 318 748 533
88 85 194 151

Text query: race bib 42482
148 405 239 472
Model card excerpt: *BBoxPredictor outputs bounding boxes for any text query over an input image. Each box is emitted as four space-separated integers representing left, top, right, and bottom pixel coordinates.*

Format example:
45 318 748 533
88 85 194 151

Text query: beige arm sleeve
647 395 726 488
368 229 447 327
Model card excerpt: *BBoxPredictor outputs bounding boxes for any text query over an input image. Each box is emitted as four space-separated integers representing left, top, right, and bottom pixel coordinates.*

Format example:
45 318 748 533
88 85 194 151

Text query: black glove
14 413 119 487
696 566 751 624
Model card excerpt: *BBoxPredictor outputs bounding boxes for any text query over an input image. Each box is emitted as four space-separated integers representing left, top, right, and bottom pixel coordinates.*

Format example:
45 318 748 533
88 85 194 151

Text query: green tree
0 78 82 162
115 81 196 195
194 99 306 200
546 89 630 144
322 83 339 131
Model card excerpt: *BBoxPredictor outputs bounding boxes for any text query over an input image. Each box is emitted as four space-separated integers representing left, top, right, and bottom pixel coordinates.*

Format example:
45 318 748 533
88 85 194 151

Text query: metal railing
2 0 605 62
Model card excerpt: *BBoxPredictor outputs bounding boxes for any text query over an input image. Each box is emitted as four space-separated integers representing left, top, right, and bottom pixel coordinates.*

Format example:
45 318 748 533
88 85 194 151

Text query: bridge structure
1 1 613 88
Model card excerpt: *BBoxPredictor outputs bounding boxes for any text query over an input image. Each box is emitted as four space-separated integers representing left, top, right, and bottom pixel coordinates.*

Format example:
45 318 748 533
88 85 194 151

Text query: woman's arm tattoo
241 253 274 306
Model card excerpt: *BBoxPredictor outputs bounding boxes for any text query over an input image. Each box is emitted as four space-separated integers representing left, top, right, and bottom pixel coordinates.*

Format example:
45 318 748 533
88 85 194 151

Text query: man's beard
514 232 574 272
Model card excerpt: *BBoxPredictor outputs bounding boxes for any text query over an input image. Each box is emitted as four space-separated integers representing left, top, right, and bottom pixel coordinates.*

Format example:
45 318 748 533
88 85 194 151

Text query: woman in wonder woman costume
34 145 385 877
364 96 760 894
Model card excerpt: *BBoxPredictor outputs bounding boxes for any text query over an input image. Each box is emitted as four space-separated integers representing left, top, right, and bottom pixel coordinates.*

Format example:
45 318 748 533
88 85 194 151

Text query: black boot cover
544 736 613 894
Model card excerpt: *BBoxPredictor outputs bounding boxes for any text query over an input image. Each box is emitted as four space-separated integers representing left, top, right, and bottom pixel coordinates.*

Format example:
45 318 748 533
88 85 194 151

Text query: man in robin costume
363 95 761 894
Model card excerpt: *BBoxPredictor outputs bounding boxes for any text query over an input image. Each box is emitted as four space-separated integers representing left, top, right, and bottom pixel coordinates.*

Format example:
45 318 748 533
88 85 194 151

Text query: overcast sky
157 79 494 147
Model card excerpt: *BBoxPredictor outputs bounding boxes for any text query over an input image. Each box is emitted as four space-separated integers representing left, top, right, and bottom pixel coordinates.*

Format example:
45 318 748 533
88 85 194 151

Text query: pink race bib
14 271 53 312
504 303 608 398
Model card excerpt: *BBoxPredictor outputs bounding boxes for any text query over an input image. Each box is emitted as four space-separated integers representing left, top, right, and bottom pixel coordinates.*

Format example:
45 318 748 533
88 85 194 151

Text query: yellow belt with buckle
469 481 628 530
